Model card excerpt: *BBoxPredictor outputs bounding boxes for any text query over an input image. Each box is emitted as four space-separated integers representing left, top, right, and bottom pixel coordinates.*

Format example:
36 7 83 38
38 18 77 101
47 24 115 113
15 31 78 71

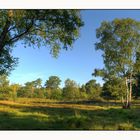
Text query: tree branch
6 20 34 45
0 20 11 53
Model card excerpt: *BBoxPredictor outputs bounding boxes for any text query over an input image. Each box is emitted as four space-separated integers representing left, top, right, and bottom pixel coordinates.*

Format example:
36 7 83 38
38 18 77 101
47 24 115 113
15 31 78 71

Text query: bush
0 93 11 100
80 92 88 100
91 96 105 102
62 87 80 100
50 88 62 100
63 116 89 129
33 88 46 98
17 87 29 97
0 86 12 100
118 122 135 130
9 91 17 102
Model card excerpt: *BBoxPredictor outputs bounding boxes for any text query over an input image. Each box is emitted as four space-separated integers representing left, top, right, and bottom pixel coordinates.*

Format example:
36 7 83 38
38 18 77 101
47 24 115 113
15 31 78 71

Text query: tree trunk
121 95 125 106
0 10 13 54
126 77 129 107
0 20 11 53
128 73 132 108
123 77 130 109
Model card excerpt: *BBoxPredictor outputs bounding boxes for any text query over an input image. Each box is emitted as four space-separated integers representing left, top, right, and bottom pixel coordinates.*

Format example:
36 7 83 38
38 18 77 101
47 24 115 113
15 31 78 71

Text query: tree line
0 75 101 101
1 74 140 103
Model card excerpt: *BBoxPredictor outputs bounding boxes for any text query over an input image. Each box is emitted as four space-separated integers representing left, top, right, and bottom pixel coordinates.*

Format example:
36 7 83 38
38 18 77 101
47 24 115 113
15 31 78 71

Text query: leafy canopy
62 78 80 99
0 10 84 74
93 18 140 79
85 79 101 99
45 76 61 89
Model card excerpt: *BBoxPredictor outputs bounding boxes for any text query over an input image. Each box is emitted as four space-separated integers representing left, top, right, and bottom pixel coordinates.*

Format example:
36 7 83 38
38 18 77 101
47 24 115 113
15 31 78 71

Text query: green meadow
0 98 140 130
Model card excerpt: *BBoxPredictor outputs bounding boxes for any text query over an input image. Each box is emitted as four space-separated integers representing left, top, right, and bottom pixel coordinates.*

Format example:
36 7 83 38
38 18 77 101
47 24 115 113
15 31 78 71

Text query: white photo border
0 0 140 9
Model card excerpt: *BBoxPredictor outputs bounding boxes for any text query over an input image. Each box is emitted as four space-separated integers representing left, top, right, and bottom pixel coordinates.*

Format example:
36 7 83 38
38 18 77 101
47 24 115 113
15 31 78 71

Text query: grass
0 98 140 130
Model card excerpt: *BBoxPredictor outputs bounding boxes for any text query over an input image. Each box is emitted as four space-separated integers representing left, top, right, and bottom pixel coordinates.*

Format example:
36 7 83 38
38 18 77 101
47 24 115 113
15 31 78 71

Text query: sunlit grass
0 98 139 130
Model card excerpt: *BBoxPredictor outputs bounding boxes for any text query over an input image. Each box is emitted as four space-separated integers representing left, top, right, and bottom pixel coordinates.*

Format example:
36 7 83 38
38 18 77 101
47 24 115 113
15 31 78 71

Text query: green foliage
62 79 80 100
33 78 42 88
0 75 12 100
15 77 102 101
133 73 140 98
19 78 43 98
95 18 140 77
10 92 17 102
45 76 61 89
118 122 135 130
0 74 9 87
0 10 84 75
102 77 126 100
29 88 45 98
79 85 88 99
0 92 11 100
101 82 112 100
25 78 42 88
94 18 140 106
17 87 28 97
0 47 18 75
9 84 20 101
49 88 62 100
85 80 101 100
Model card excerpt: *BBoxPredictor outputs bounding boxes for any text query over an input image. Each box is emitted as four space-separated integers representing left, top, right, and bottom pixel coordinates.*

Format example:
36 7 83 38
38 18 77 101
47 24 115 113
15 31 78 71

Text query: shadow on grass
28 99 123 107
21 106 140 130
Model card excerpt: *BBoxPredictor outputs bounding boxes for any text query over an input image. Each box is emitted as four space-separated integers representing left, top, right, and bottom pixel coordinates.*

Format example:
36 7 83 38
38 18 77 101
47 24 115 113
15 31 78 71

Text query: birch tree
93 18 140 108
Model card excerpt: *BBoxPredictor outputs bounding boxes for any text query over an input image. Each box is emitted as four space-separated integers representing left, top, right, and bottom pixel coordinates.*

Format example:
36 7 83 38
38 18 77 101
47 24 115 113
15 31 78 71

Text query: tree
45 76 61 89
0 74 11 99
17 86 29 98
85 80 101 100
49 88 62 100
33 78 42 88
132 52 140 99
62 78 80 100
0 10 84 75
45 76 61 99
101 81 112 100
101 77 126 103
10 84 21 101
93 18 140 108
0 46 18 75
80 84 86 93
0 74 9 87
132 73 140 99
79 84 88 99
24 81 35 97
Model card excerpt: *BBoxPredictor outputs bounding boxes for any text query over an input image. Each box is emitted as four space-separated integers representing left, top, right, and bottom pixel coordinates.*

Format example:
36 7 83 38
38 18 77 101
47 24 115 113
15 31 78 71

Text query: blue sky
9 10 140 87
